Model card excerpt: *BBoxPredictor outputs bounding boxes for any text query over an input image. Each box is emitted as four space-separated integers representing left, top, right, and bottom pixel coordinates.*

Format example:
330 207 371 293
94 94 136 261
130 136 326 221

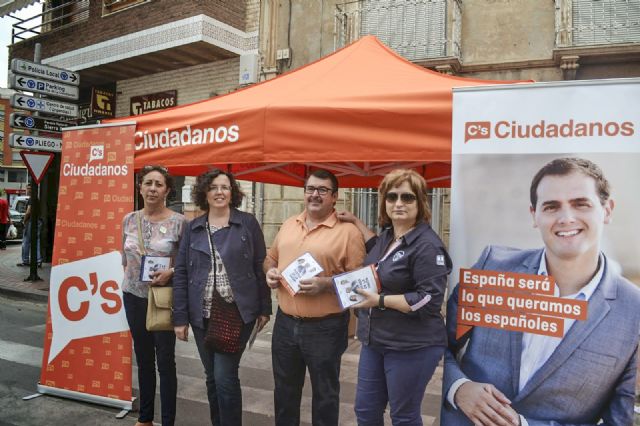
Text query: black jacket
356 222 452 350
173 208 271 329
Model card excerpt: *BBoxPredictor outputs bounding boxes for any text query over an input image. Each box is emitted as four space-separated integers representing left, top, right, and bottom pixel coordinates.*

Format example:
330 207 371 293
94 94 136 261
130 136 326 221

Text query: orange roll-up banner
38 123 136 410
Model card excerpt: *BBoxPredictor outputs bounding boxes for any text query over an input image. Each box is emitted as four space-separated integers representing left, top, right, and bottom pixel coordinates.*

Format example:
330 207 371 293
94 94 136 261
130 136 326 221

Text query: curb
0 285 49 303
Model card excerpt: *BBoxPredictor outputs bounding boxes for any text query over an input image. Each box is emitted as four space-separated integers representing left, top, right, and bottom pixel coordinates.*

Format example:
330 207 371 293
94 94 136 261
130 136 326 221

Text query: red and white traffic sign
20 151 55 184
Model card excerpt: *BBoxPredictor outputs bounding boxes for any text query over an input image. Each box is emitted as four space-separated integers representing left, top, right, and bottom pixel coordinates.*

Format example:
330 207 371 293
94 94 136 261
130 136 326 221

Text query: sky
1 3 42 88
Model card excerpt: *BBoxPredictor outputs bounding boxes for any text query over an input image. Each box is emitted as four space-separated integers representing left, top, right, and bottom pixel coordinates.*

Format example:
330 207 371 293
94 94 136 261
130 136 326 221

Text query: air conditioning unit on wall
239 54 259 85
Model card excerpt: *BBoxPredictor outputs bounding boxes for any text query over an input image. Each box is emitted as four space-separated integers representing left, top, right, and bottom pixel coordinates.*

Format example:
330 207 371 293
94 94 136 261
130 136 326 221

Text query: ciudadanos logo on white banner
464 119 634 143
48 251 128 364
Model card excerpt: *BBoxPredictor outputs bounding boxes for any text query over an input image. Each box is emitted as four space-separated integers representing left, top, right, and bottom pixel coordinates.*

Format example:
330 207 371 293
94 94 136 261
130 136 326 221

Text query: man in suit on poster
442 157 640 426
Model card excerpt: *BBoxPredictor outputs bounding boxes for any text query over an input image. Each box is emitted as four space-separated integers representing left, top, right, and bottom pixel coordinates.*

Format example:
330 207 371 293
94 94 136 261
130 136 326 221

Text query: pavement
0 241 443 425
2 241 638 425
0 242 50 302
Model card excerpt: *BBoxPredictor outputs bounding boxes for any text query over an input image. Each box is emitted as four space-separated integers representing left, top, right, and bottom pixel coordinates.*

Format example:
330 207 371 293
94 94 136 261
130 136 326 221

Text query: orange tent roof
111 36 527 187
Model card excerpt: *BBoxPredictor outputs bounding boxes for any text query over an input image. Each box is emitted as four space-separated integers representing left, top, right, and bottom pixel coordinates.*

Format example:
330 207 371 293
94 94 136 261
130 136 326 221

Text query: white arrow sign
11 58 80 86
10 93 78 118
10 133 62 153
10 73 79 100
20 151 55 184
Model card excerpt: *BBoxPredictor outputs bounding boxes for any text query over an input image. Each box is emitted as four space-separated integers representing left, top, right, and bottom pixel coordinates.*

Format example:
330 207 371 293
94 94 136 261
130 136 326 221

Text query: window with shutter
336 0 457 60
572 0 640 45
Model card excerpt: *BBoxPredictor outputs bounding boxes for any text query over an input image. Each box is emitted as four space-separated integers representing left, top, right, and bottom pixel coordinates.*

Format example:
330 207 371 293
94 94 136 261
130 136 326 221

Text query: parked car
11 196 29 215
7 209 25 240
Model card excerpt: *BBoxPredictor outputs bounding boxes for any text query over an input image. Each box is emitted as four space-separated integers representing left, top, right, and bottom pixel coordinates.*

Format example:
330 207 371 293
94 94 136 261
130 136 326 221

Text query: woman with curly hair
172 169 271 426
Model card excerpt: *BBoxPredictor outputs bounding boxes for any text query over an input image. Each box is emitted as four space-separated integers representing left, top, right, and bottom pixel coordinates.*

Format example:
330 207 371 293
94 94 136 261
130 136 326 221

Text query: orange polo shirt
267 210 365 317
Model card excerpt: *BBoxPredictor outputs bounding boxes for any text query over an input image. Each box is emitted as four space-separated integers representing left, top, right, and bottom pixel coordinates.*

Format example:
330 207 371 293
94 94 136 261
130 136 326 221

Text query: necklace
394 227 414 241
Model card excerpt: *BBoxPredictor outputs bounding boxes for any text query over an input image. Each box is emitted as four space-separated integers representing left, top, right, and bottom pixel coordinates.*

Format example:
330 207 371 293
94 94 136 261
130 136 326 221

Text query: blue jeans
272 309 349 426
192 317 255 426
354 344 444 426
123 292 177 426
21 219 42 264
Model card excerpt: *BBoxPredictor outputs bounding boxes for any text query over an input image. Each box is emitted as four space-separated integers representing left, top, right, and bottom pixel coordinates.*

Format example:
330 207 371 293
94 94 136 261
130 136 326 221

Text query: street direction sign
20 151 55 184
11 58 80 86
9 133 62 153
11 94 78 118
10 113 71 134
9 73 79 100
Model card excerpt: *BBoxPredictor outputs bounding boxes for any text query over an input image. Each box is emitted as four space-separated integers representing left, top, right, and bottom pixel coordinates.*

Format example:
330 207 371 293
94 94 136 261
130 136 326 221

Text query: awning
0 0 39 17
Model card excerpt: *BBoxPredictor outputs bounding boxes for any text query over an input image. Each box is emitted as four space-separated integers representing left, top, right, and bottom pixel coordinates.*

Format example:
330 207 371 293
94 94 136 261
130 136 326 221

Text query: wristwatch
378 293 386 310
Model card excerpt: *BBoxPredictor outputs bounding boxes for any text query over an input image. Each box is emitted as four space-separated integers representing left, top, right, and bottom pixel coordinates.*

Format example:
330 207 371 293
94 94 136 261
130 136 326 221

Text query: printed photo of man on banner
443 80 640 425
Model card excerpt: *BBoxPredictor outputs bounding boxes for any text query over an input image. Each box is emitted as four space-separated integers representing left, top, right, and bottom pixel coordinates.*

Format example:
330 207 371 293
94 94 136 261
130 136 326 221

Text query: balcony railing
556 0 640 47
335 0 461 60
11 0 89 43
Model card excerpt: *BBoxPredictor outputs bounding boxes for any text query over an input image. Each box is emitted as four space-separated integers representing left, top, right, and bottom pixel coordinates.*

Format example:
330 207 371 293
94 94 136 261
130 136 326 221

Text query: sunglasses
385 192 417 204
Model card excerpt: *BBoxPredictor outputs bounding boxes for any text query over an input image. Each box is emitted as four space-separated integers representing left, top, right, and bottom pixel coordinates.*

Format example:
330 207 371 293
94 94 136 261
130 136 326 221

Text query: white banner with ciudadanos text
444 78 640 425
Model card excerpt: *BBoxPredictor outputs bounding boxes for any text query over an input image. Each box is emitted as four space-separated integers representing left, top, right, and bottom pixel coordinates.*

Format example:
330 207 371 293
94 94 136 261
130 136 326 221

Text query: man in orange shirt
265 169 365 426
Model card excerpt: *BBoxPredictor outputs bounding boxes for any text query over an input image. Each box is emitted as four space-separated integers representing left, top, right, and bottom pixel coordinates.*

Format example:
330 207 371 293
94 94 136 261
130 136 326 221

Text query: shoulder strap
205 221 218 289
135 211 146 256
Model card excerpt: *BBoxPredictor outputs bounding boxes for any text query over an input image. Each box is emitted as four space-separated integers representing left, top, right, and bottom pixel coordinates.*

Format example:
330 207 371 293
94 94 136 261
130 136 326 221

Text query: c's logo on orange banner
464 121 491 143
58 272 122 322
48 251 128 364
90 145 104 162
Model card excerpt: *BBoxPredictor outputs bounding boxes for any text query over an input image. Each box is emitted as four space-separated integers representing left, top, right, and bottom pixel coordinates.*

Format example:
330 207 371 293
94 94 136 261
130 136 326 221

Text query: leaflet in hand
281 252 324 296
333 265 381 310
139 255 171 282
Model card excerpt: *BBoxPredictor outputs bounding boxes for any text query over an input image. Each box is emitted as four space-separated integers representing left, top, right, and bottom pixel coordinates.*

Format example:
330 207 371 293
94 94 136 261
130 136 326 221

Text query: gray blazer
442 246 640 426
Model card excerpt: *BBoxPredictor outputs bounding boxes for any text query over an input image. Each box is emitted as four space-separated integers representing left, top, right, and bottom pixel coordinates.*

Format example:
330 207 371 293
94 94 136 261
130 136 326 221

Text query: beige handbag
146 286 174 331
136 212 174 331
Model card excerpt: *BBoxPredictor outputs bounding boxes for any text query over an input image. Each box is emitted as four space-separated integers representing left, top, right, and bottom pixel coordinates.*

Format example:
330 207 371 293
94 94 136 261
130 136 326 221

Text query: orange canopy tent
111 36 525 188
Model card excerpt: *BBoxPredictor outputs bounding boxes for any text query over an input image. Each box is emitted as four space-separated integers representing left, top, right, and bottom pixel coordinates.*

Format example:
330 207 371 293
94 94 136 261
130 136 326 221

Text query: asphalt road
0 294 444 426
0 295 135 425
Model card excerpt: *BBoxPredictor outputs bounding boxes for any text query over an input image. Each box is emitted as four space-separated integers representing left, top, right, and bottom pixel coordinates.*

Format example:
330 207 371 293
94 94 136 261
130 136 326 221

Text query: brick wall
245 0 261 33
115 57 240 117
10 0 247 62
261 184 352 247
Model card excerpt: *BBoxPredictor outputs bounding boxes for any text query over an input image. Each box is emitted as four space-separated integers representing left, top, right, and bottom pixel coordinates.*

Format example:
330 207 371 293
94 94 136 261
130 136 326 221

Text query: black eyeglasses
304 185 333 196
385 192 417 204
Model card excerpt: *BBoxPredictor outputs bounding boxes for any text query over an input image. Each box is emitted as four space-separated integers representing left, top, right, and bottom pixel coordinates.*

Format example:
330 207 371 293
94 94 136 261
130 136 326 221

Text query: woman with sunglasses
172 169 271 426
122 165 187 426
338 169 452 425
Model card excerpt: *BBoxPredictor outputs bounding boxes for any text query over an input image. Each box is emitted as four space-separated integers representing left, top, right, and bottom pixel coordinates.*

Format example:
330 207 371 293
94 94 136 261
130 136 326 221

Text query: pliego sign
10 113 71 134
9 133 62 153
9 73 79 100
11 58 80 86
11 93 78 118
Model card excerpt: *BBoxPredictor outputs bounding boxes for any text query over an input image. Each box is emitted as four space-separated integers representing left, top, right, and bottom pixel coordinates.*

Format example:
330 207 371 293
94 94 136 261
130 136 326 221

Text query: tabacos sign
464 119 635 143
130 90 177 115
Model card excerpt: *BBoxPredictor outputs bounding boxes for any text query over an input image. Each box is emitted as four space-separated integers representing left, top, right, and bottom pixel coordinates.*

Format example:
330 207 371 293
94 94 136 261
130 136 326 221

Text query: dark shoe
16 262 29 267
